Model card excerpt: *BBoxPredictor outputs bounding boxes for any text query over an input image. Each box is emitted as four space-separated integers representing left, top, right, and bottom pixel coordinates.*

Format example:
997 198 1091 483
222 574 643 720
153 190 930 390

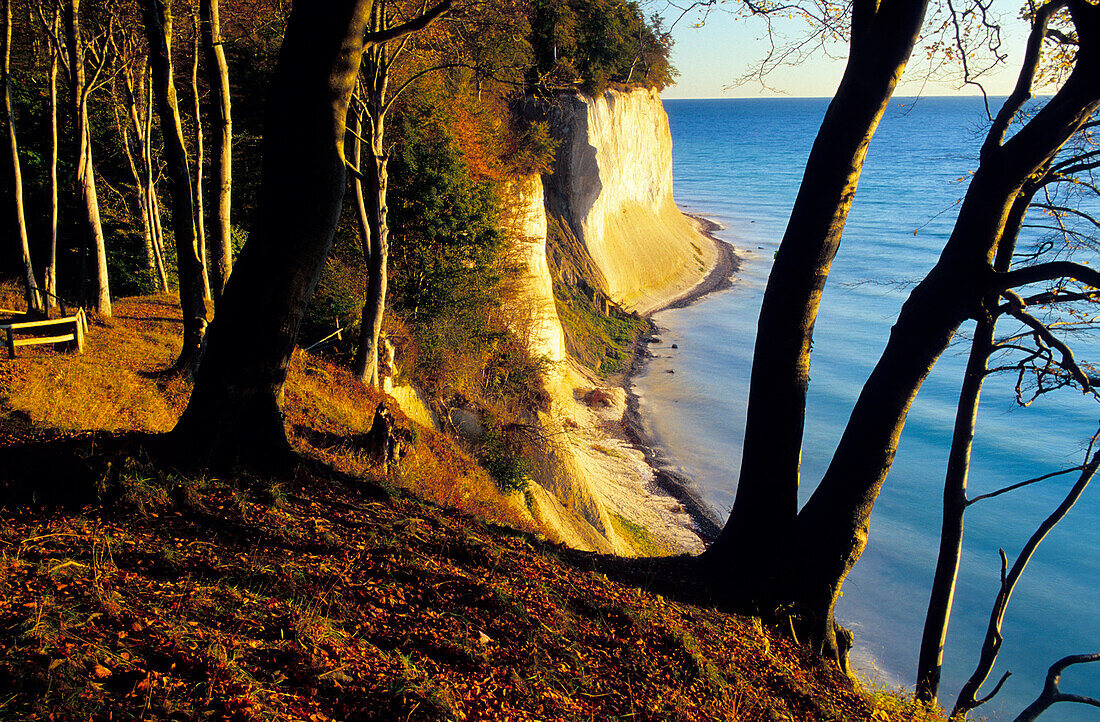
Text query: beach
618 213 740 545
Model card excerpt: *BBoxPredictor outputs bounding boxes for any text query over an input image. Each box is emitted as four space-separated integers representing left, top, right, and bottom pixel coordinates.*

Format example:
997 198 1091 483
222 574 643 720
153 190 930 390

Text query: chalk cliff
542 88 717 314
390 89 713 555
497 88 714 555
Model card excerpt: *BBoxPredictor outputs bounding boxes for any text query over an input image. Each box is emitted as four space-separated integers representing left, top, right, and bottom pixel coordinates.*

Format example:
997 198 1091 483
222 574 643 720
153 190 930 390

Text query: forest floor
0 294 946 721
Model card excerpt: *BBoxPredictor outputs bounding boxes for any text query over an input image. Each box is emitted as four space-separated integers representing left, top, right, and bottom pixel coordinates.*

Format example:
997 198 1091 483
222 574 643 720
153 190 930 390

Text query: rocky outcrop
542 88 716 314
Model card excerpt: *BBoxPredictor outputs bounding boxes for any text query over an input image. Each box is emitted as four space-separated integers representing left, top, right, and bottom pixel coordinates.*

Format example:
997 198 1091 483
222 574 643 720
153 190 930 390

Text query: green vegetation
609 513 668 557
528 0 677 94
553 279 649 377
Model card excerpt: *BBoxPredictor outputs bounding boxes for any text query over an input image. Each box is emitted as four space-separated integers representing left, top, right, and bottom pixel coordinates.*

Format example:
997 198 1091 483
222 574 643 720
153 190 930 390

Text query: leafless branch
967 464 1086 505
952 439 1100 717
1013 653 1100 721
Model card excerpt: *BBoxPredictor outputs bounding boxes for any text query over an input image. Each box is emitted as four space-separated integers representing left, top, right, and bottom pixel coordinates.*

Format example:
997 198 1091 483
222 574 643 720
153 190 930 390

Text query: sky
657 2 1036 99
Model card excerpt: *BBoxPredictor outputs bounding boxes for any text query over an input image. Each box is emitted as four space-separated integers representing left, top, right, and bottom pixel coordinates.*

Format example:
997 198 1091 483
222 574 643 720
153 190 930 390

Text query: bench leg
6 328 14 359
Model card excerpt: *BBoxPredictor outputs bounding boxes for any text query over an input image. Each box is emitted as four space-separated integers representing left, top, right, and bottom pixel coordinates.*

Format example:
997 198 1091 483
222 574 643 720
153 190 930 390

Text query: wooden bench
0 309 87 358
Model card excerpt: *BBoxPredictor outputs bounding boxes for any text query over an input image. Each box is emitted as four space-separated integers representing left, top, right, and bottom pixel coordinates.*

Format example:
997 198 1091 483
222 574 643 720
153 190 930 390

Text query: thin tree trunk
190 5 210 300
705 0 930 605
117 68 158 289
2 0 44 315
143 0 207 367
200 0 231 299
44 5 60 312
914 316 994 702
353 29 390 387
144 68 169 293
65 0 110 317
915 187 1035 704
787 18 1100 660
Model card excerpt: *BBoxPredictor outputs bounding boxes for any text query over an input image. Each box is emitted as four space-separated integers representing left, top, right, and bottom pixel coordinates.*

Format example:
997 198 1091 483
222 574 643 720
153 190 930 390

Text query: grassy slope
0 292 944 721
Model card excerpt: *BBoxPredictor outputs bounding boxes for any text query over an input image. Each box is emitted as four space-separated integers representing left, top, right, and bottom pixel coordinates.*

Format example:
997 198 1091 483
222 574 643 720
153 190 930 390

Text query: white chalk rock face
548 88 715 313
508 177 567 365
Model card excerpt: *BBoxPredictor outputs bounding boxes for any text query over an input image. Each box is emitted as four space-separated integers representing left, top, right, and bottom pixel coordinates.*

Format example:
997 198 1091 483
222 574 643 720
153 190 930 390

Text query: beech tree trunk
200 0 232 300
787 9 1100 659
172 0 453 466
705 0 930 609
190 7 210 300
353 29 390 387
173 0 377 465
44 4 60 312
117 66 159 290
143 0 208 367
914 315 994 702
144 70 170 293
65 0 111 316
2 0 43 315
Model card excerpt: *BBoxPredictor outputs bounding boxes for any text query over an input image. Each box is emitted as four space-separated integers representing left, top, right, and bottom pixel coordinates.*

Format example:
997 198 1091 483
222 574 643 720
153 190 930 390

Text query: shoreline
620 213 740 544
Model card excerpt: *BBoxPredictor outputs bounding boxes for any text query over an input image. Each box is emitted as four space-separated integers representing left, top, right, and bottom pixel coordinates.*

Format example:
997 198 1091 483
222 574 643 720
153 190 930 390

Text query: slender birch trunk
117 68 157 288
190 6 210 300
143 0 207 366
915 189 1034 703
199 0 231 299
143 68 169 293
352 4 391 387
2 0 43 314
44 5 60 312
65 0 111 316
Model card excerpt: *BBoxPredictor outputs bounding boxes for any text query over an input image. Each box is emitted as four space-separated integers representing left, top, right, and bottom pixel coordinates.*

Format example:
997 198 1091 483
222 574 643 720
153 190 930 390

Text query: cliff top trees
528 0 675 93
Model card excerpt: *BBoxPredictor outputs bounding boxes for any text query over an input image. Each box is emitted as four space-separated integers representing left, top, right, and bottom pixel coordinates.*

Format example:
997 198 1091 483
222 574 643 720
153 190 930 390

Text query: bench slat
0 315 80 331
13 333 76 347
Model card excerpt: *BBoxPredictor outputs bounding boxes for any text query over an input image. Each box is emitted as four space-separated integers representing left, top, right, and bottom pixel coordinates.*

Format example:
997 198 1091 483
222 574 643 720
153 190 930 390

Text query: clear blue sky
657 4 1035 99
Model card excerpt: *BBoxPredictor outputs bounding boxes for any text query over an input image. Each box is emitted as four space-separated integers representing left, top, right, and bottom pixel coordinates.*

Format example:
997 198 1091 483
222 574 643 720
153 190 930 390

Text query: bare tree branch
1013 653 1100 721
967 464 1086 505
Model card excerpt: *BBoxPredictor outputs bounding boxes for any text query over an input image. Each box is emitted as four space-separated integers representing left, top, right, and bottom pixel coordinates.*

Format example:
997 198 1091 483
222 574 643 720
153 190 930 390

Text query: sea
638 97 1100 720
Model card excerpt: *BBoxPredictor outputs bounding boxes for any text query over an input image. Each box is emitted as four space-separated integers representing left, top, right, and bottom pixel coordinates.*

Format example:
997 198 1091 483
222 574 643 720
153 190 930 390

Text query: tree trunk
65 0 111 317
117 67 158 290
705 0 930 607
44 5 60 312
143 0 208 367
144 69 170 294
786 28 1100 659
199 0 232 300
915 186 1034 704
190 6 210 300
172 0 376 466
2 0 43 315
913 315 994 702
352 33 390 387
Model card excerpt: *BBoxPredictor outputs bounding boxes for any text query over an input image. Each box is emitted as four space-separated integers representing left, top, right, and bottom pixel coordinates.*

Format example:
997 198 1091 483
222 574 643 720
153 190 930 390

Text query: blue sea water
640 97 1100 720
